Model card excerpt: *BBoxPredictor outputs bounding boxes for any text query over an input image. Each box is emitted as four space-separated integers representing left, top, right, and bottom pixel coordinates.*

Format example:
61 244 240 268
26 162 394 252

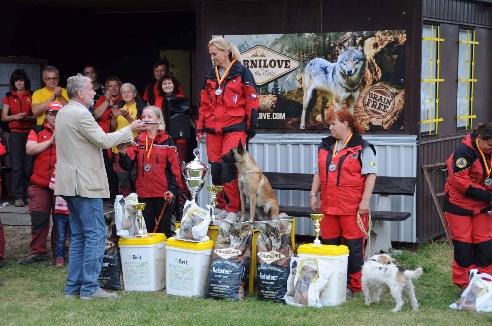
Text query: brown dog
222 140 281 222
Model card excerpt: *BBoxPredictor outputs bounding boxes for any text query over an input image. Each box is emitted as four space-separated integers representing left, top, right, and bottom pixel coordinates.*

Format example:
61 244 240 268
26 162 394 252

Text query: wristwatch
309 193 317 197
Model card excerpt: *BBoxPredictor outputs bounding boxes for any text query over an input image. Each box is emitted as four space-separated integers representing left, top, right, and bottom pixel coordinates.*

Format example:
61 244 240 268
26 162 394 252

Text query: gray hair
144 106 166 131
120 83 137 94
66 74 91 99
42 65 59 77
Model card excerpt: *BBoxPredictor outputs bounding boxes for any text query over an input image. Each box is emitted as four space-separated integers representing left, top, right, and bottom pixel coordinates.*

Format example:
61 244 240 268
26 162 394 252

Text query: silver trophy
131 202 147 238
182 148 209 203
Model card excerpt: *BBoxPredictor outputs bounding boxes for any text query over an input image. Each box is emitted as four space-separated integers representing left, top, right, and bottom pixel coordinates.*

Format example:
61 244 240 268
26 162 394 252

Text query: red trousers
320 213 368 292
206 132 246 213
445 211 492 289
28 184 56 256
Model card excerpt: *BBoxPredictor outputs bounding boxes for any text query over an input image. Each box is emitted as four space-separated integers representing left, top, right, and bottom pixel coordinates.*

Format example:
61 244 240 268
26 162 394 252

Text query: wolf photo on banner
222 31 406 131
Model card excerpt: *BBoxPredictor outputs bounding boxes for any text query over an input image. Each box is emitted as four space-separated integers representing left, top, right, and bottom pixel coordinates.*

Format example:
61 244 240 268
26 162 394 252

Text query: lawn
1 227 491 326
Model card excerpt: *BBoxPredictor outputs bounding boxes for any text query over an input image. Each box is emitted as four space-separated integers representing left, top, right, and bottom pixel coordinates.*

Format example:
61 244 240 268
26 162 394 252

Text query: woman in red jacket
309 109 377 299
444 122 492 292
196 36 258 221
118 106 183 237
1 69 36 207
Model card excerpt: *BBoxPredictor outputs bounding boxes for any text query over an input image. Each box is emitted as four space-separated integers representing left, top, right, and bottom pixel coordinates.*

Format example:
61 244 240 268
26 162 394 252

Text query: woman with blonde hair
196 36 259 221
118 106 182 237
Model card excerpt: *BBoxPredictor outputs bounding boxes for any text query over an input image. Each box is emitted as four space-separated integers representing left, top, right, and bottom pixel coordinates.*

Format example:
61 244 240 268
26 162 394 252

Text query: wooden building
3 0 492 242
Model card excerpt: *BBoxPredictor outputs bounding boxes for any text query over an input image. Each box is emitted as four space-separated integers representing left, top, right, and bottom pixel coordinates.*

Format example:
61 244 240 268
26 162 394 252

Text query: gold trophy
310 213 324 246
206 184 224 223
131 203 147 238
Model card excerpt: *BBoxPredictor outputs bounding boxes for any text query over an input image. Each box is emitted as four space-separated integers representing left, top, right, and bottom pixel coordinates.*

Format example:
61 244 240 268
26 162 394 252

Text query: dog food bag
257 219 294 302
284 257 332 307
450 269 492 312
205 221 253 301
175 200 211 241
99 211 123 290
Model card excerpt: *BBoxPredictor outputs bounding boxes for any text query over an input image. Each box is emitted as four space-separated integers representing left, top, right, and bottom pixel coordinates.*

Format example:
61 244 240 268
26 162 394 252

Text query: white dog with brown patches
362 254 423 312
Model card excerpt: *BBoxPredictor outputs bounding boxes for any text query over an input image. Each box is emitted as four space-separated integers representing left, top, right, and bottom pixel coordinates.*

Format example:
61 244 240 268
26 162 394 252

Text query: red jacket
28 123 56 188
197 61 258 136
119 131 183 198
2 91 35 132
318 134 373 215
94 95 123 133
444 133 492 216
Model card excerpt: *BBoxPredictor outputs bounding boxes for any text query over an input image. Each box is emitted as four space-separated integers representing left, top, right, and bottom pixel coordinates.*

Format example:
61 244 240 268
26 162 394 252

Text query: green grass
1 240 492 325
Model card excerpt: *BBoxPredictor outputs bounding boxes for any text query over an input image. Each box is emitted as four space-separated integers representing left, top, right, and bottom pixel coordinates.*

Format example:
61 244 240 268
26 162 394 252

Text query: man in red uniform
19 102 61 265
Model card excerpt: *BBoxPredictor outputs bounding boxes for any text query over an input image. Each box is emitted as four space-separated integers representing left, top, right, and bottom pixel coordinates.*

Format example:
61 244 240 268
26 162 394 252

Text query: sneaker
19 254 48 265
14 199 25 207
64 291 79 298
0 258 4 269
80 288 118 300
55 258 64 267
346 288 356 300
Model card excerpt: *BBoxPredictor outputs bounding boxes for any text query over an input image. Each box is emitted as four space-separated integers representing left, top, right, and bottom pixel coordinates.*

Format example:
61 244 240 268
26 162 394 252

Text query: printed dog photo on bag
257 219 294 302
206 221 253 301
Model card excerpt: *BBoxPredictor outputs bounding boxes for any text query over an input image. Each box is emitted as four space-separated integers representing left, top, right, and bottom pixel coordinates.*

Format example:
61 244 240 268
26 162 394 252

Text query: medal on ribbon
144 134 155 172
329 163 336 172
475 138 492 187
328 133 353 173
214 58 237 96
144 164 151 172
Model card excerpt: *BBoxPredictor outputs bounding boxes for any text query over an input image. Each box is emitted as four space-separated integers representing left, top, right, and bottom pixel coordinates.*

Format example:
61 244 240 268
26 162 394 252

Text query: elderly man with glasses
32 66 69 125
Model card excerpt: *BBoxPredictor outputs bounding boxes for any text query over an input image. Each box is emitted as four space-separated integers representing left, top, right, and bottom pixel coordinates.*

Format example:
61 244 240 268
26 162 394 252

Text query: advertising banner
221 31 406 131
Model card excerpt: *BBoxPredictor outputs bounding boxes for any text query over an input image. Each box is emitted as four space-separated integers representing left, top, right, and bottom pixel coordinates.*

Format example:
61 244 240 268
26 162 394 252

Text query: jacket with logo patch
119 130 183 198
197 61 258 136
2 91 35 132
28 123 56 188
444 132 492 216
318 133 375 215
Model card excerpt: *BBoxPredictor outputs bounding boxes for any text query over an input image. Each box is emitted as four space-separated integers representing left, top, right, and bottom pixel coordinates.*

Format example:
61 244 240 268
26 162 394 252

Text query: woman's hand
110 105 120 117
117 143 129 155
196 133 203 143
119 108 130 118
310 195 319 211
358 201 370 215
164 191 174 201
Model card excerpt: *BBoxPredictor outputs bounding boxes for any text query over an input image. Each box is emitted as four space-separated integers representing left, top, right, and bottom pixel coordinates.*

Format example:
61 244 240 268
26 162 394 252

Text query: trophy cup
310 213 324 246
131 203 147 238
206 184 224 222
182 148 209 203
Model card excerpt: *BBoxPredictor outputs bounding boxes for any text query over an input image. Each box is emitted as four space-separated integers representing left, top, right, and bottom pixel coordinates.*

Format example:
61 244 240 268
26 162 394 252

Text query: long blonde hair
144 106 166 131
208 36 242 63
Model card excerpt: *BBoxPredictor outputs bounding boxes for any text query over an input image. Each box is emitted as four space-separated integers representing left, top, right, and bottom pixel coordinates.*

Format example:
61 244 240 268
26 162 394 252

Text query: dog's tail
404 267 423 279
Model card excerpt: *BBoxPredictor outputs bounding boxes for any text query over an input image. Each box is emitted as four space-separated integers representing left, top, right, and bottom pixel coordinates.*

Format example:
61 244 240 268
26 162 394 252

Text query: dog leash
357 210 372 260
153 193 173 233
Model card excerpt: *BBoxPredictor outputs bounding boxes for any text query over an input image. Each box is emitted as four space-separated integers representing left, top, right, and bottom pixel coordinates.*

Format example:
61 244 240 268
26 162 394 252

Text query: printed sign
222 31 406 131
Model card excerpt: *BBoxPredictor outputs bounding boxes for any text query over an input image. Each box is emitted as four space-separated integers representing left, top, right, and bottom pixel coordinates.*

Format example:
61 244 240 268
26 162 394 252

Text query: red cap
47 101 63 112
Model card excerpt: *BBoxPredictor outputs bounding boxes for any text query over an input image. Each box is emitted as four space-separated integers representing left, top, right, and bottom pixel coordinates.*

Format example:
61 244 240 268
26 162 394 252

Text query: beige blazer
54 100 133 198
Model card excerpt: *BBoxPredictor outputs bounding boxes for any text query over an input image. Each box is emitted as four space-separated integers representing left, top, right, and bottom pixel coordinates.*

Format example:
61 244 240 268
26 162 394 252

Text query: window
457 29 478 129
421 25 444 135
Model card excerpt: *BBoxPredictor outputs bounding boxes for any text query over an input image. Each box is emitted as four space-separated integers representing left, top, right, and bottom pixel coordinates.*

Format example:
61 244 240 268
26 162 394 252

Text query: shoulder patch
455 157 467 169
370 160 377 169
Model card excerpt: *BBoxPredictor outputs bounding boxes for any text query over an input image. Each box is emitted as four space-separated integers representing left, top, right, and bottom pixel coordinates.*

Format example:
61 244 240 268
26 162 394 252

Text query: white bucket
166 238 214 297
297 244 349 306
118 233 166 291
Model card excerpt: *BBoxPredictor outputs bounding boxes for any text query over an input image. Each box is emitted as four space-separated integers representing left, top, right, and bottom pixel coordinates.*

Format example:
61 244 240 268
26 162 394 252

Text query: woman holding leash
443 122 492 292
309 109 377 299
196 36 259 221
118 106 182 238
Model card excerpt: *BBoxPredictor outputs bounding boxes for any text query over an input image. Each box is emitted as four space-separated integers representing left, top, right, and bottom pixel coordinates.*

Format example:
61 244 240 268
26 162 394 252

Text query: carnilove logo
362 85 395 118
214 248 242 259
257 250 286 264
242 45 300 86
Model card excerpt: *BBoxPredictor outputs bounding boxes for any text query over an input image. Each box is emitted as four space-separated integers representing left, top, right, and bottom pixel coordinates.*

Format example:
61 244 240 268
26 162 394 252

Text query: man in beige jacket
55 74 144 300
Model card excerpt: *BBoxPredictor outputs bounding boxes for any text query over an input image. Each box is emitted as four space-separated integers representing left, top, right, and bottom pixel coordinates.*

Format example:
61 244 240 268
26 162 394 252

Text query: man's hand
54 86 63 97
129 120 143 133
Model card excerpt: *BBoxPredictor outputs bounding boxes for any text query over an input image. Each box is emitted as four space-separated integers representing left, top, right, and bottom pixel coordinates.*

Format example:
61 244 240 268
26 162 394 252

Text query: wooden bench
262 172 416 255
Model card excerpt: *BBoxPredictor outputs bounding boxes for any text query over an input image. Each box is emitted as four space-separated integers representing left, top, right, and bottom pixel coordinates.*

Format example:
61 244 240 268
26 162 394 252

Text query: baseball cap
46 101 63 113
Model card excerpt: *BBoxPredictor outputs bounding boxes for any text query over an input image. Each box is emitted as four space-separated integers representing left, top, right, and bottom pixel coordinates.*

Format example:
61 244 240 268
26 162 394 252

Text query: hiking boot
19 254 48 265
55 258 65 267
80 288 118 300
14 199 25 207
346 288 356 300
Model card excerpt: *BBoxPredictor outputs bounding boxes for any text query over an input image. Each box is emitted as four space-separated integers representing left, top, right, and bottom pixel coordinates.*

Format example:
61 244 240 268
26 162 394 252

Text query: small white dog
362 254 423 312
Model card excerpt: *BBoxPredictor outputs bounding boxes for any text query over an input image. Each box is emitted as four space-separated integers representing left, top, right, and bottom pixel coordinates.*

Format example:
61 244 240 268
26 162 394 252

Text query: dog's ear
237 139 244 153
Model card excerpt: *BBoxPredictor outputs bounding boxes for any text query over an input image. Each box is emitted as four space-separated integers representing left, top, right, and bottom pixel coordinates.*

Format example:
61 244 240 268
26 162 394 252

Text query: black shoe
0 258 4 269
19 254 48 265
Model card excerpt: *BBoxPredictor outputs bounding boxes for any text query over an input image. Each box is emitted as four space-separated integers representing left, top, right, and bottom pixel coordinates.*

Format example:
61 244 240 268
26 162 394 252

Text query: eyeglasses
44 77 59 82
